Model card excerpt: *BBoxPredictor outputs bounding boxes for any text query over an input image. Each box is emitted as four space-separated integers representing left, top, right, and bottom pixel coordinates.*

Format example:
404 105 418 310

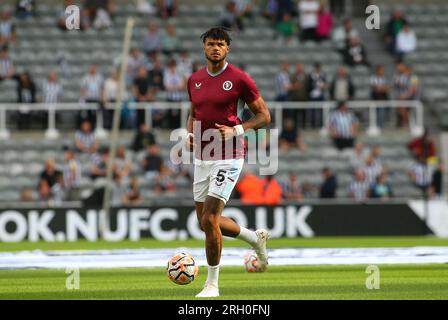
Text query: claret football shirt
187 62 260 160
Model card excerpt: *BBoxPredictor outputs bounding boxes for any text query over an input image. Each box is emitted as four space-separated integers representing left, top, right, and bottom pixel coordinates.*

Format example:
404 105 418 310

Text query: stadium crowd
0 1 443 204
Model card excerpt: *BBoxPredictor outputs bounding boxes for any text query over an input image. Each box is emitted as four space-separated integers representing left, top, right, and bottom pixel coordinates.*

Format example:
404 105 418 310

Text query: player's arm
215 97 271 140
186 103 196 150
243 96 271 131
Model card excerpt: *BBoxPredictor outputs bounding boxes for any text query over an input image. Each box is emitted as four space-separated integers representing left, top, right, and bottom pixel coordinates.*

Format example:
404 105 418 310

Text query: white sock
206 264 220 287
236 227 258 247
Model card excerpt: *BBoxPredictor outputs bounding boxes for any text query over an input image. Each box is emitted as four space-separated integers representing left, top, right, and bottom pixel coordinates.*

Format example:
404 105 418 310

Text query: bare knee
201 213 219 232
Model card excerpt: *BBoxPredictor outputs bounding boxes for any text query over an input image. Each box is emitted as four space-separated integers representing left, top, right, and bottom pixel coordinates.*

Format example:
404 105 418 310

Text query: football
243 253 263 273
166 253 199 285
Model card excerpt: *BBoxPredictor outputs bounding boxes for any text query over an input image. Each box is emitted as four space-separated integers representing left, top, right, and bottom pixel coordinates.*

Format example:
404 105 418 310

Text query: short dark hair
200 27 232 45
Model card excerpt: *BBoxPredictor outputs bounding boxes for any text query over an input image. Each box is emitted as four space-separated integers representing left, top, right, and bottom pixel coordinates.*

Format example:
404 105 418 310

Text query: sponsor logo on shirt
195 82 202 89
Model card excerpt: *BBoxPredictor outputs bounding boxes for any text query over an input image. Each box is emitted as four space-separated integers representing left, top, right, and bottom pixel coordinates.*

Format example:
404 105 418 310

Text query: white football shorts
193 158 245 204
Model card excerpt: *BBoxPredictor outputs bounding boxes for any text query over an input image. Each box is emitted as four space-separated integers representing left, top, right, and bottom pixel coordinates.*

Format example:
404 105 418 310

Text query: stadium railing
0 100 424 139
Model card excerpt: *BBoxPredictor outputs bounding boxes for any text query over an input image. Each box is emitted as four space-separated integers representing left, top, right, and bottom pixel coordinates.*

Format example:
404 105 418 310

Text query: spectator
279 118 306 152
262 0 279 23
16 0 36 19
407 129 436 161
348 142 369 171
370 173 393 200
385 9 408 54
0 11 16 46
362 155 383 186
408 155 432 196
234 0 253 18
80 64 104 125
177 50 193 80
148 58 164 91
275 63 291 102
261 175 283 205
370 65 390 128
288 63 308 127
122 176 142 206
329 65 355 101
133 66 157 127
13 71 36 129
220 1 244 32
83 0 114 24
62 146 82 200
90 146 109 180
50 172 66 204
298 0 319 41
111 172 128 206
75 120 99 154
307 62 327 128
370 145 384 169
276 0 297 20
157 0 178 19
430 161 444 199
0 46 14 81
328 101 359 151
127 47 147 82
39 159 63 197
281 172 303 201
316 3 333 41
343 36 370 67
102 69 119 129
42 71 63 104
140 144 172 192
397 65 419 127
161 23 181 56
132 123 157 152
347 168 369 202
115 145 132 180
396 23 417 59
163 59 185 128
236 169 264 204
320 167 337 198
332 18 359 53
142 22 162 55
275 13 298 46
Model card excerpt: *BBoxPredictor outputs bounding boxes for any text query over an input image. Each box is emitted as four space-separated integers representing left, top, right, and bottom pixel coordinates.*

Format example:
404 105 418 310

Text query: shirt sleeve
186 76 192 101
240 72 260 104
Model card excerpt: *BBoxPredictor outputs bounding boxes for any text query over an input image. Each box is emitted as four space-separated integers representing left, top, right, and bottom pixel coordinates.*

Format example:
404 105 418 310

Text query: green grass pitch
1 237 448 300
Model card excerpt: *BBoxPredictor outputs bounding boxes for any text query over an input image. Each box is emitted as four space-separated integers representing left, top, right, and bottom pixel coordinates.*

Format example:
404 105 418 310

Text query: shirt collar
207 62 228 77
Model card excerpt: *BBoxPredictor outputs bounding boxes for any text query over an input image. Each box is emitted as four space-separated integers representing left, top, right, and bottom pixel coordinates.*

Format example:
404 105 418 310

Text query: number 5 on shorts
216 169 227 186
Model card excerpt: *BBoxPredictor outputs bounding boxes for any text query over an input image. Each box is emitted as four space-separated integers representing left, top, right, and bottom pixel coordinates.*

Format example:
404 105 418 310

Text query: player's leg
195 195 223 298
207 159 269 270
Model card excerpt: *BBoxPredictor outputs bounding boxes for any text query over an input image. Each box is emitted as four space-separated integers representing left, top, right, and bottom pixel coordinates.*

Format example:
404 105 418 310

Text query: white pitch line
1 247 448 270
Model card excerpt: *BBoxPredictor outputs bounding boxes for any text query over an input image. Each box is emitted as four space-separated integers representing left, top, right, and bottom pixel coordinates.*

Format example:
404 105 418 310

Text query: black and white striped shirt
75 130 96 150
163 68 184 102
0 58 13 78
362 163 382 185
410 162 432 187
348 180 370 201
81 74 103 100
329 110 358 138
370 75 387 88
42 80 63 104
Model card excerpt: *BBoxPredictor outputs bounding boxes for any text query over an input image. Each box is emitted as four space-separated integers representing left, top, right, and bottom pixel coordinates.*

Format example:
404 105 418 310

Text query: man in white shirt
298 0 319 41
80 64 104 126
396 23 417 59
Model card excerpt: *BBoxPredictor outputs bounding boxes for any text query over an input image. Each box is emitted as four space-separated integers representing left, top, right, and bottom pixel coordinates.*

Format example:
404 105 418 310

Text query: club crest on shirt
223 81 233 91
195 82 202 89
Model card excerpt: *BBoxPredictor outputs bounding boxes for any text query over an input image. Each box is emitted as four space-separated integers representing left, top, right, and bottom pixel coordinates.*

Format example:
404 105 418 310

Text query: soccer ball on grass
166 253 199 285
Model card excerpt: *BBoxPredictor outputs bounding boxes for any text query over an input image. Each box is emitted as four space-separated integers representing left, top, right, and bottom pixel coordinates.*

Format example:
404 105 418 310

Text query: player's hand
215 123 235 141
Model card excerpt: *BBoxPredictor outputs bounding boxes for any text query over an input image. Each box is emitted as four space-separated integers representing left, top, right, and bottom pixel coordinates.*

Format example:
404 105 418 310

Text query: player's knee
201 213 218 231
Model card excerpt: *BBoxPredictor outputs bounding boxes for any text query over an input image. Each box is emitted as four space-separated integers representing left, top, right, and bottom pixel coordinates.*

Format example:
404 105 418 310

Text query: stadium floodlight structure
101 17 135 237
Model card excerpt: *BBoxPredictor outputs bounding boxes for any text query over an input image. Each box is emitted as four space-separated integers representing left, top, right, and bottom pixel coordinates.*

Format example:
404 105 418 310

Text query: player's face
203 38 229 64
